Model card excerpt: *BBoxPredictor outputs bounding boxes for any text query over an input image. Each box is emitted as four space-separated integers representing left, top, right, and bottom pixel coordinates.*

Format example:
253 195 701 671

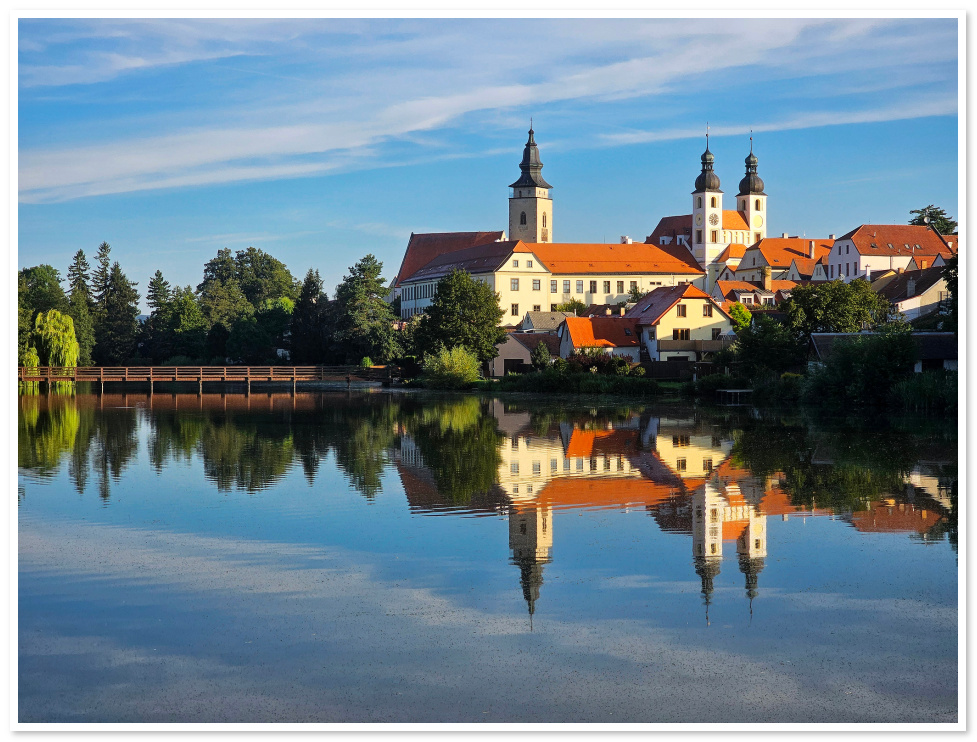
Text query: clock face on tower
752 215 764 228
695 214 703 226
708 213 719 226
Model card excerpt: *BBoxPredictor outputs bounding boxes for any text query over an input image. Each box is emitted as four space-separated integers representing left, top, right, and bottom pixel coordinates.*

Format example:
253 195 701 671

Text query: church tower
509 503 553 627
737 137 767 245
691 131 723 270
509 125 554 243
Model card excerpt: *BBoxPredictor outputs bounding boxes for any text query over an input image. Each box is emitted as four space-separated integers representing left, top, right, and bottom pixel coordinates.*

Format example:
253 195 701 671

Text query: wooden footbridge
18 365 396 394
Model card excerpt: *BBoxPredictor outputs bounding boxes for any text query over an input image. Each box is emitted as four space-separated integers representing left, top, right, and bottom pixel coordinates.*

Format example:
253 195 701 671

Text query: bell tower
737 136 767 245
508 124 554 243
692 128 723 272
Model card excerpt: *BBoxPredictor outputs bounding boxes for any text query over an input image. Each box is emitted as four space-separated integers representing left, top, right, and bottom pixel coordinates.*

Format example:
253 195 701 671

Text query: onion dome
737 139 766 196
509 125 553 190
693 135 722 192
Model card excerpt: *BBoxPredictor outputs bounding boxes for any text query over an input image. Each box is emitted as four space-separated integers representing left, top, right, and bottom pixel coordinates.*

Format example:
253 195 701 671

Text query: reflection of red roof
537 476 683 511
395 231 505 285
564 428 638 458
849 502 943 533
564 317 640 349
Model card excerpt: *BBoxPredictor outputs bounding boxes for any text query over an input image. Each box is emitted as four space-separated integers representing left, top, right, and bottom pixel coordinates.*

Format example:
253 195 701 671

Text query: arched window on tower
520 212 527 225
711 196 717 208
542 213 547 228
697 197 702 208
756 199 762 211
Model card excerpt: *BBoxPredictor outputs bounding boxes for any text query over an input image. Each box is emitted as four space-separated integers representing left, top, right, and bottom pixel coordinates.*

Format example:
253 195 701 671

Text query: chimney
620 236 632 244
761 265 772 292
620 307 626 316
782 232 789 238
906 277 916 297
605 308 612 316
809 240 816 259
829 234 836 240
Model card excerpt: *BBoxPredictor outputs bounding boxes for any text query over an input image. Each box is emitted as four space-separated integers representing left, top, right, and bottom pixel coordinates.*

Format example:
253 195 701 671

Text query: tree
421 346 482 389
781 279 893 342
66 290 96 366
531 340 551 370
290 269 330 364
34 309 79 367
415 269 507 364
20 264 69 319
18 274 32 365
627 285 645 303
93 262 140 365
733 314 805 375
167 286 208 360
909 205 957 235
67 250 92 307
146 270 172 314
332 254 400 364
227 297 294 364
233 246 298 307
728 301 751 333
91 241 112 310
941 254 957 332
554 298 587 316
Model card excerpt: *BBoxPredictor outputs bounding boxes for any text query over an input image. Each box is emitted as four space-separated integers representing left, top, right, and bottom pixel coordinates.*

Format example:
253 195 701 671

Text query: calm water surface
18 391 958 723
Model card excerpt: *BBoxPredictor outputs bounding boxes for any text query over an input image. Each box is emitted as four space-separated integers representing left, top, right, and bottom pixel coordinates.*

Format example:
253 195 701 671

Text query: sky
17 16 960 313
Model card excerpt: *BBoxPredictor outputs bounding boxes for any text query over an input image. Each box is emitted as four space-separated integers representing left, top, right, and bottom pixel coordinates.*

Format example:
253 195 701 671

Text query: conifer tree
291 269 330 363
415 269 506 364
332 254 399 364
92 242 112 310
67 250 92 307
93 262 140 365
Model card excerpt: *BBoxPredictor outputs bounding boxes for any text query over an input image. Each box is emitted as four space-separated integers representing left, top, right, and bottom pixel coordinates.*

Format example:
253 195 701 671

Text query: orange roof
716 243 748 263
840 225 953 257
626 283 729 325
722 211 750 231
524 241 703 275
564 428 638 458
849 502 943 533
787 255 823 279
714 279 798 303
395 231 505 285
746 238 833 269
536 476 683 511
563 316 640 349
645 215 692 245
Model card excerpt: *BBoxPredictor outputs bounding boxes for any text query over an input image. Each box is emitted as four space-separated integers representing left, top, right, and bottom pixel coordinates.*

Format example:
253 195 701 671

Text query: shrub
360 356 373 368
892 370 957 414
421 346 481 390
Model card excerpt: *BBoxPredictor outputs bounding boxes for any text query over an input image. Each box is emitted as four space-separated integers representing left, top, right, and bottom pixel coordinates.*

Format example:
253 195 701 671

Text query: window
676 304 687 317
755 232 761 242
511 278 519 291
846 245 849 255
712 328 721 340
511 303 519 316
550 304 558 311
673 435 690 447
755 199 761 211
676 458 687 471
740 199 746 210
697 196 702 208
520 212 527 225
576 280 584 293
589 280 597 293
512 260 519 267
511 462 519 473
710 196 717 207
696 229 703 244
673 328 690 340
603 281 611 293
563 280 570 293
630 280 638 292
551 280 558 292
703 459 713 472
551 459 558 472
624 328 632 336
711 230 718 242
617 281 624 293
532 304 541 312
532 461 541 474
527 260 533 268
542 213 547 228
830 265 834 279
703 304 713 317
532 279 540 291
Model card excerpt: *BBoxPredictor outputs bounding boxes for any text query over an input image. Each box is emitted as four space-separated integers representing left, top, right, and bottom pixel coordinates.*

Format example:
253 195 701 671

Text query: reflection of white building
645 416 734 479
508 502 554 624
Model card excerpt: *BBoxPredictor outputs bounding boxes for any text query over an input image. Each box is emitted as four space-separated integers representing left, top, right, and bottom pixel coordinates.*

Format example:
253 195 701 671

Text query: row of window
508 279 647 293
518 212 547 227
508 456 628 475
695 229 762 245
673 303 713 318
668 328 722 340
696 196 763 211
403 283 433 301
510 259 534 268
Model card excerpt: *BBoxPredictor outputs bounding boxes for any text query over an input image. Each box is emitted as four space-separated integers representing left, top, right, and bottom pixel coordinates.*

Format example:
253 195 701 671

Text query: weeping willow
33 310 79 394
20 346 39 395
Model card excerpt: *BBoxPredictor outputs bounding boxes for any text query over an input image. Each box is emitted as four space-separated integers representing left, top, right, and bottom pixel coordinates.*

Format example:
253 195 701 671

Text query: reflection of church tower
692 483 723 624
509 503 553 625
737 507 767 610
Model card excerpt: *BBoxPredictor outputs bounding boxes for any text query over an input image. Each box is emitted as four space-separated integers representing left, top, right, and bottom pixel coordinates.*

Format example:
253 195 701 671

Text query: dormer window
624 328 632 336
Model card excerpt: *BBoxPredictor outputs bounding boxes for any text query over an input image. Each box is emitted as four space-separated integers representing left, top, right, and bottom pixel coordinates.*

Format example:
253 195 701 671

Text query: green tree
627 285 645 303
531 340 551 370
728 301 751 333
332 254 400 364
93 263 140 365
34 309 79 367
734 313 805 375
67 250 93 308
941 254 957 332
421 345 482 389
227 297 294 364
146 270 172 313
234 246 298 307
66 290 96 366
781 279 892 342
20 264 69 319
290 269 330 364
415 269 507 364
554 298 587 316
91 242 112 311
18 273 33 365
168 286 208 360
909 205 957 235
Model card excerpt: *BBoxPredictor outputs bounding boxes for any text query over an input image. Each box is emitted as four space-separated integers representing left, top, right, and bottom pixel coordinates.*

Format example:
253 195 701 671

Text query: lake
17 390 958 725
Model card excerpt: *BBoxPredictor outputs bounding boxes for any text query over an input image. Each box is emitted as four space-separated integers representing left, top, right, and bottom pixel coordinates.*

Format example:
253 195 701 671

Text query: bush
421 346 481 390
892 370 957 414
360 356 373 368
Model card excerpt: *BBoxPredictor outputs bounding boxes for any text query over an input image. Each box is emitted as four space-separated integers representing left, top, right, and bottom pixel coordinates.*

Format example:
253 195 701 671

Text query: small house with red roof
733 237 834 282
556 316 641 362
624 284 733 361
825 224 954 282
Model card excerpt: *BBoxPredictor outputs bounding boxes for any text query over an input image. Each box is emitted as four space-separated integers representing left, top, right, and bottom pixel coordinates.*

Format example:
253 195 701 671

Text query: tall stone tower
691 132 723 271
509 125 553 243
737 138 767 246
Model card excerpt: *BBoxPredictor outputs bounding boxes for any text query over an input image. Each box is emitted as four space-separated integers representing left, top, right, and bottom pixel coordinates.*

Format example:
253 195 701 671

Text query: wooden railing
18 365 394 390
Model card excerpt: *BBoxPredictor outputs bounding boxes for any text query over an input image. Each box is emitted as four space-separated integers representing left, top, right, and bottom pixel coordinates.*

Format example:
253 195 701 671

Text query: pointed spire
738 132 764 196
510 124 552 190
694 124 721 193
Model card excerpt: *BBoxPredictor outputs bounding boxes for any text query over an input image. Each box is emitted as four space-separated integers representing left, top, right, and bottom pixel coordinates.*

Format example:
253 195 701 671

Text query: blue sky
18 17 959 312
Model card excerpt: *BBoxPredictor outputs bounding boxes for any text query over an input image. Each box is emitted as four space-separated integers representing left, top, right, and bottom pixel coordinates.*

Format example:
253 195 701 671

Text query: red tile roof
537 476 683 511
716 243 748 263
524 242 704 275
404 240 520 283
563 316 640 349
722 210 750 231
625 283 728 325
747 237 833 269
714 279 798 303
395 231 505 285
564 428 638 458
645 215 692 245
876 265 946 302
839 225 952 257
